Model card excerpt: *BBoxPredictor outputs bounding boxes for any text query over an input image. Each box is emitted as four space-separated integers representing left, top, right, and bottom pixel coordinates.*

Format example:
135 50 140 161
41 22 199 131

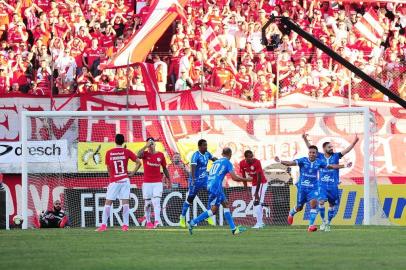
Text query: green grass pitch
1 226 405 270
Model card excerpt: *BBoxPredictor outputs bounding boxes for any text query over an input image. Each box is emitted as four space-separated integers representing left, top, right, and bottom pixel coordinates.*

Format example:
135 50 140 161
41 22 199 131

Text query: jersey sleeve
317 152 324 159
208 151 213 160
104 150 109 165
256 159 264 173
142 151 149 160
127 149 137 162
335 152 343 159
295 157 304 167
190 151 198 165
227 159 234 173
239 160 245 177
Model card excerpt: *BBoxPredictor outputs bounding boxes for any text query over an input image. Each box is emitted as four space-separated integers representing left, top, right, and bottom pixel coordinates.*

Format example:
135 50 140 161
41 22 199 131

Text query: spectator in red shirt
167 152 189 188
211 58 235 91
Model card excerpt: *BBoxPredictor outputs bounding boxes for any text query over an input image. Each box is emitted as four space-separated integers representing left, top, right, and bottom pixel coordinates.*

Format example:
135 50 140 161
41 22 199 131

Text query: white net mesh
21 110 391 228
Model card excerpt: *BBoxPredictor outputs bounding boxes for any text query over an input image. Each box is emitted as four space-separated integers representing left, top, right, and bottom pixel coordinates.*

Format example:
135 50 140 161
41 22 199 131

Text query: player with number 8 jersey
96 134 140 232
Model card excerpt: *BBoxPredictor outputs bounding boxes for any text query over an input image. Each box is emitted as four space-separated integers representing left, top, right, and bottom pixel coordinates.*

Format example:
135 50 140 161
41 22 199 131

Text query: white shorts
142 182 163 200
251 182 268 204
106 178 131 200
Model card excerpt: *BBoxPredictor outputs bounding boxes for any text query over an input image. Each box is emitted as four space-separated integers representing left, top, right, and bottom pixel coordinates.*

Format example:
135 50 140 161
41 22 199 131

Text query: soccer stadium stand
0 0 404 102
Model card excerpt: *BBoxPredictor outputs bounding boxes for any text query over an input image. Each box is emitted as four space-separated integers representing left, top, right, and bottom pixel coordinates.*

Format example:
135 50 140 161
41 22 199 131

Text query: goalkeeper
34 200 69 228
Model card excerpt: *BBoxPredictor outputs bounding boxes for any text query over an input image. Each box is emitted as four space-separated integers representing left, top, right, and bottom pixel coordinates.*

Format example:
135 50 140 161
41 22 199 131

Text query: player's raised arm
302 133 312 148
327 162 352 170
275 156 297 166
137 139 154 159
340 134 359 156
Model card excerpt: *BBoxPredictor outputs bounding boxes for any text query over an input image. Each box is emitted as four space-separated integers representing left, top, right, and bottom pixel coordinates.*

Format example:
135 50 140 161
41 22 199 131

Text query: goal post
20 107 383 229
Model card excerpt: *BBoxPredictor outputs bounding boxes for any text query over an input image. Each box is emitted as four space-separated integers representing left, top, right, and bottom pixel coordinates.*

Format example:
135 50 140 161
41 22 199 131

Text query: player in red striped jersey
96 134 140 232
239 150 268 229
136 137 171 229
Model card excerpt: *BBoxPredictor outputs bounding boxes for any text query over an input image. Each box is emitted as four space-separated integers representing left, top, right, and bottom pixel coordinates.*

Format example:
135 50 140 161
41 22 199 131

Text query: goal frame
21 107 372 229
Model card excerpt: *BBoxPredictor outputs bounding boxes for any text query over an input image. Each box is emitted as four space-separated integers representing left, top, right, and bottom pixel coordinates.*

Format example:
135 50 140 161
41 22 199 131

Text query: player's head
172 152 181 164
244 150 254 164
115 134 125 146
146 137 156 151
198 139 207 153
322 141 334 154
308 145 318 161
53 200 61 211
222 147 232 159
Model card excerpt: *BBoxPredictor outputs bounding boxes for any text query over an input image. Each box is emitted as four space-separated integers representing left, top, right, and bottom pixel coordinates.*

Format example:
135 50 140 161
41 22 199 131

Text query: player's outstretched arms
230 171 252 182
327 162 352 170
275 156 297 166
341 134 359 156
302 133 311 148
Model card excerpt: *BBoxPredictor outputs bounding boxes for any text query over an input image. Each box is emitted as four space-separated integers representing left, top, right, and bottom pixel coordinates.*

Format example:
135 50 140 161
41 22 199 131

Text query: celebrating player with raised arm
302 134 359 231
179 139 217 228
275 145 350 232
188 147 252 235
97 134 140 232
239 150 268 229
136 137 170 229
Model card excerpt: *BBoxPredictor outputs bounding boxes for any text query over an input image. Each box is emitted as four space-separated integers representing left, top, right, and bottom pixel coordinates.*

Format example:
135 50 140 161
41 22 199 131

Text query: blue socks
224 208 236 231
328 206 335 224
309 209 318 226
190 210 213 226
319 203 326 221
181 201 190 217
190 208 236 231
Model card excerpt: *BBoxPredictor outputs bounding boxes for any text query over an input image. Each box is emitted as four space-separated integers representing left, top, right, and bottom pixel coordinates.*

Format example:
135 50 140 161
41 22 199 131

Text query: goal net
20 108 390 229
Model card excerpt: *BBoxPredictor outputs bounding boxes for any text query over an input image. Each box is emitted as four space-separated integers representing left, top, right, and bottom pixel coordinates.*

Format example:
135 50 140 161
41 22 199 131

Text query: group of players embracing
96 132 358 234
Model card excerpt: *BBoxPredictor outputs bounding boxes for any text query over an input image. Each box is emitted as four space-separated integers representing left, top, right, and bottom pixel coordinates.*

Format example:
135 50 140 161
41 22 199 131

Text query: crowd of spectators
0 0 404 102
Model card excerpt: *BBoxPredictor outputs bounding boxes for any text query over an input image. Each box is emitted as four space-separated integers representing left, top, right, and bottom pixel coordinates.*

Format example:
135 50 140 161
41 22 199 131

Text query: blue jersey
190 150 213 182
295 157 327 188
207 158 234 194
317 152 342 187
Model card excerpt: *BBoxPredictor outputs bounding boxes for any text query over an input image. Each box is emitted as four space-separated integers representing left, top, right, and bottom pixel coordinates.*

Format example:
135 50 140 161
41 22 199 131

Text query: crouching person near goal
97 134 140 232
33 200 69 228
137 137 170 229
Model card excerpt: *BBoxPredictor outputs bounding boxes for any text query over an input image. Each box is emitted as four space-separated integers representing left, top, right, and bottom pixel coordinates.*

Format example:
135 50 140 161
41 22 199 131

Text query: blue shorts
208 191 226 207
296 187 318 208
318 185 340 206
188 178 207 197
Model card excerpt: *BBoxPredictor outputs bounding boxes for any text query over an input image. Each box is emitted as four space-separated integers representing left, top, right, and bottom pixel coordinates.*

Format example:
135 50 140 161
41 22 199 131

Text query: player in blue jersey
303 134 359 231
179 139 217 228
188 147 252 235
275 145 350 232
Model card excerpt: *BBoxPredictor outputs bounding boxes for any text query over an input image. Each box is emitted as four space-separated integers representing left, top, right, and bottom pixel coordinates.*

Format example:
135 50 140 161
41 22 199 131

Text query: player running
136 137 170 229
179 139 217 228
188 147 252 235
302 134 359 231
239 150 268 229
275 145 350 232
97 134 140 232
